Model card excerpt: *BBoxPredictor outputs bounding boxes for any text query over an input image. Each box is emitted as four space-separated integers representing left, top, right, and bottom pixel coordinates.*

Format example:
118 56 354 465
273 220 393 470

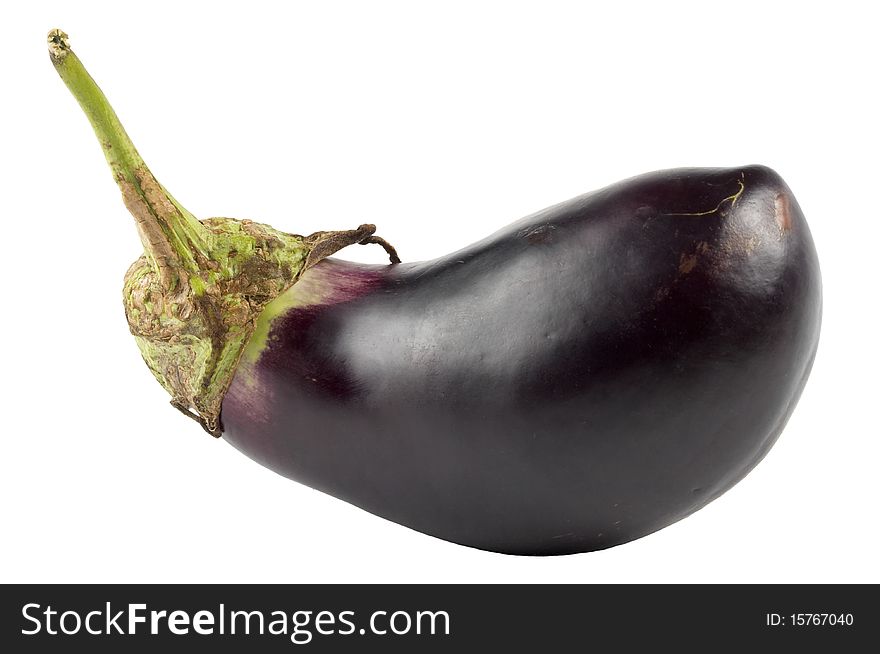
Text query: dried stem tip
48 29 70 60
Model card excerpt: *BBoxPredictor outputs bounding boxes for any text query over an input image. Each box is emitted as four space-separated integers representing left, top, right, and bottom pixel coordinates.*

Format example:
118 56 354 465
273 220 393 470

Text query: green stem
48 28 212 291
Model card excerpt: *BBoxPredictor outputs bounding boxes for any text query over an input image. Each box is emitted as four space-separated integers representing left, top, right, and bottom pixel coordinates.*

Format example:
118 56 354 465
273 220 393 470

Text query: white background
2 1 877 583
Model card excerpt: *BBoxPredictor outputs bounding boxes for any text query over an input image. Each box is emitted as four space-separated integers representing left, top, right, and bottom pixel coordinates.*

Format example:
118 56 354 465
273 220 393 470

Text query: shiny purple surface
222 166 821 554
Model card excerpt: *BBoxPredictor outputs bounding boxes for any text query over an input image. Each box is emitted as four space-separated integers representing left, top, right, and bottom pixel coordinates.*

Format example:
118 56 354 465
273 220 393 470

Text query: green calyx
49 29 399 436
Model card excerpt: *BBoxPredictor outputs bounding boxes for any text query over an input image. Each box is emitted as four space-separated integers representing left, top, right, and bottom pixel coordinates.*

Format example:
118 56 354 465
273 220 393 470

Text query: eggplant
51 30 821 555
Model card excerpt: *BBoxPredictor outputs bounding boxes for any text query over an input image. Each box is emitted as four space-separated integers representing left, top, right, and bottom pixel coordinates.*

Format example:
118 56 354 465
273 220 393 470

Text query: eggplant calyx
49 29 399 436
122 220 388 436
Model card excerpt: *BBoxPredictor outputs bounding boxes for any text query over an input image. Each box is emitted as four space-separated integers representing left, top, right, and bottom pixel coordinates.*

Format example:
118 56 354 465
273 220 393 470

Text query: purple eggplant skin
222 165 821 555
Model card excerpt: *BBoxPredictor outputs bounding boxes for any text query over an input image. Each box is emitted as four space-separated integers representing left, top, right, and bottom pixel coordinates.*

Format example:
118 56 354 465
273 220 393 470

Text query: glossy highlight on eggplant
51 30 821 555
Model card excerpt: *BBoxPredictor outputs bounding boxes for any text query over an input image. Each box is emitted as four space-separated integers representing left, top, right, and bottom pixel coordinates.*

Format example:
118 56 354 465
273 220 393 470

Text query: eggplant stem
48 29 212 292
50 29 402 434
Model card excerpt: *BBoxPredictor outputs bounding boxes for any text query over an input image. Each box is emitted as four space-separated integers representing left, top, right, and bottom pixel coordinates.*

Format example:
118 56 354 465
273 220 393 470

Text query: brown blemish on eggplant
775 193 792 232
520 224 557 244
678 241 710 275
678 253 698 274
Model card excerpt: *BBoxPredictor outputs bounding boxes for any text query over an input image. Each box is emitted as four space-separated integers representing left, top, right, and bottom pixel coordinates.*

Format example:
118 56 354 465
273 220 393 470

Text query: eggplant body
222 166 821 555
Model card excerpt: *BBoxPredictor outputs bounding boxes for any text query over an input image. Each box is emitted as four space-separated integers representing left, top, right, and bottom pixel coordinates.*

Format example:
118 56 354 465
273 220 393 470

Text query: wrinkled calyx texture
49 29 398 435
124 214 387 436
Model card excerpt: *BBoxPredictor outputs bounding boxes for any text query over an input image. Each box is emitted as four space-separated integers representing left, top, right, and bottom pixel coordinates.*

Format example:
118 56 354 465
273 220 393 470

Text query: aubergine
50 30 821 555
